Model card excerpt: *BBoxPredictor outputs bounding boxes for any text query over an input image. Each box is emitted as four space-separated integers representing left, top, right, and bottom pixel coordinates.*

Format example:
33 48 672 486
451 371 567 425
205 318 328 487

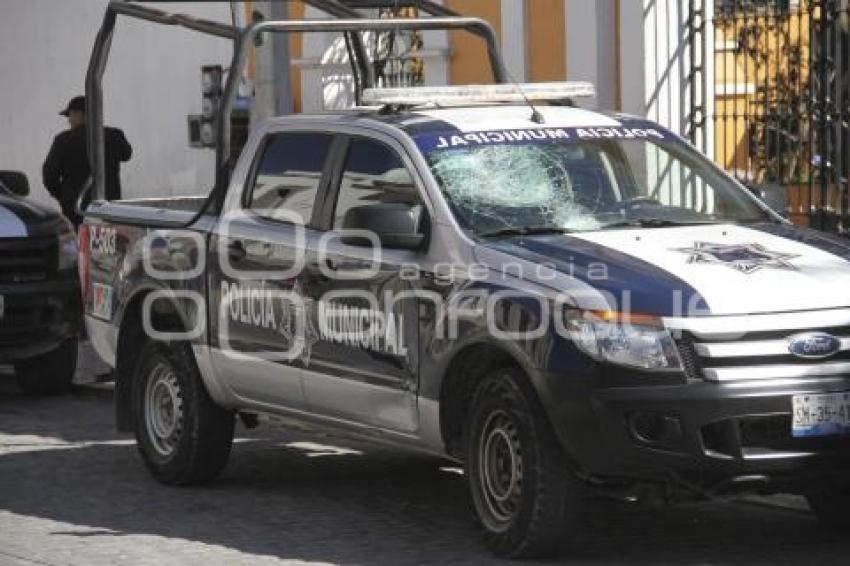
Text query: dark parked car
0 170 81 394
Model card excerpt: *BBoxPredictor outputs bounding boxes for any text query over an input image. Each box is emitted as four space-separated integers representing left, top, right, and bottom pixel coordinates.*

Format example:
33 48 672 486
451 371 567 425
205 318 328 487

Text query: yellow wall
444 0 503 84
713 5 811 178
288 0 304 113
525 0 566 82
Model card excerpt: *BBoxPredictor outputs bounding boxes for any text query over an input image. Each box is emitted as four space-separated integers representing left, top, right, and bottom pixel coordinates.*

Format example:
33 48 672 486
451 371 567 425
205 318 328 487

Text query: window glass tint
249 132 332 224
333 138 421 229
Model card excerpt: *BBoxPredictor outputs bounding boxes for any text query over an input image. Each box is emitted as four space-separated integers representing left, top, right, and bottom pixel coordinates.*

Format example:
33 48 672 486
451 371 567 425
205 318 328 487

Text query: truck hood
0 194 65 238
477 223 850 316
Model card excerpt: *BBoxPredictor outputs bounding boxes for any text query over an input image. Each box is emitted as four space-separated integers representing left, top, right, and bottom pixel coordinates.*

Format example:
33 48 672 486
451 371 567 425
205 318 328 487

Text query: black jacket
42 126 132 221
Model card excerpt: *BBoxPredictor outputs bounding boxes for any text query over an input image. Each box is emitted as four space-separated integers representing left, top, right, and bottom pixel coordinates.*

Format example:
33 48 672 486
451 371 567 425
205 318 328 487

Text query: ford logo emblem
787 332 842 359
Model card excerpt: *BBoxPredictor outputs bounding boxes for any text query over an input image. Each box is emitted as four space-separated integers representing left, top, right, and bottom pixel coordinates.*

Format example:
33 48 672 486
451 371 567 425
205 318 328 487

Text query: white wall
296 4 451 113
644 0 687 131
565 0 617 110
618 0 712 154
619 0 647 117
0 1 233 208
617 0 715 206
500 0 527 82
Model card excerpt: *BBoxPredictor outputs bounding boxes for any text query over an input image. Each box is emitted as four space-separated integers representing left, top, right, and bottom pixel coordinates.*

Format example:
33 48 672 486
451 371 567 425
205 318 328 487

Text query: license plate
792 392 850 437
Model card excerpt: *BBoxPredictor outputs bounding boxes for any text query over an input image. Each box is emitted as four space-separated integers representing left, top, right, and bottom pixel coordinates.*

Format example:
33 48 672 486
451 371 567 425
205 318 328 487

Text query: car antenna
505 69 545 124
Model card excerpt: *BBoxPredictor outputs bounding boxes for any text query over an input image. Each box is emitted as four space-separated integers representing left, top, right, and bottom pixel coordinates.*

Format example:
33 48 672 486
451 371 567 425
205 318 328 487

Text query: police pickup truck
0 171 80 394
81 79 850 557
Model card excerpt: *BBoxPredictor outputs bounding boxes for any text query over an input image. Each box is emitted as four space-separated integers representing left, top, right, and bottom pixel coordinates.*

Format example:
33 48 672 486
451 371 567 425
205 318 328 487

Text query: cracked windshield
421 130 772 236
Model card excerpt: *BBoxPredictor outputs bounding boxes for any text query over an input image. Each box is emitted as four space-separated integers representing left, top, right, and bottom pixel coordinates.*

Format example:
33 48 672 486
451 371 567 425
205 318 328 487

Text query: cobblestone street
0 349 847 565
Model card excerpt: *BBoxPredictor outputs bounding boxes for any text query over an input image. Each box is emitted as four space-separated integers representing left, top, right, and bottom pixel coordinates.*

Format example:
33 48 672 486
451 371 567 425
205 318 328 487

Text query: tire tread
133 340 234 486
465 367 581 558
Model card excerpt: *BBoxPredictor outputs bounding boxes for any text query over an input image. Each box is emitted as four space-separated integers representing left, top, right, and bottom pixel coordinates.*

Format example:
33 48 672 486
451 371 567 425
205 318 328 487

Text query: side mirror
341 203 427 250
0 170 30 197
746 182 787 218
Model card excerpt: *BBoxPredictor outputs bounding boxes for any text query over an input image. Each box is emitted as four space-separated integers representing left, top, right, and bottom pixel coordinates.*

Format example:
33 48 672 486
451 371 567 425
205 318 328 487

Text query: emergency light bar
361 82 596 107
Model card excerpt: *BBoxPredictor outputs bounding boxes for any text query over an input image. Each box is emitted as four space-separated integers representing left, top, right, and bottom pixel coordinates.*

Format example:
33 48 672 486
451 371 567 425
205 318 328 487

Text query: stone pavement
1 346 849 565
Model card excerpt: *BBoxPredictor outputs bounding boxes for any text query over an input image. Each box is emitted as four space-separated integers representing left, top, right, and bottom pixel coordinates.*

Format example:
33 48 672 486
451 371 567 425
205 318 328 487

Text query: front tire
132 340 234 486
464 367 582 558
14 338 78 396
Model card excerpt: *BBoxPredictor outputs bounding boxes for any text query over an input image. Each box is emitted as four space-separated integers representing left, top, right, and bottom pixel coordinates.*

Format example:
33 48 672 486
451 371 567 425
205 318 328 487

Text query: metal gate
690 0 849 231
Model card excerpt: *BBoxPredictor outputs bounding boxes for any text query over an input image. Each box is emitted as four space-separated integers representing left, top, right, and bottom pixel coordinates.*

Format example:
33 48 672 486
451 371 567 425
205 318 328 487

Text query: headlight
58 228 78 271
564 309 681 369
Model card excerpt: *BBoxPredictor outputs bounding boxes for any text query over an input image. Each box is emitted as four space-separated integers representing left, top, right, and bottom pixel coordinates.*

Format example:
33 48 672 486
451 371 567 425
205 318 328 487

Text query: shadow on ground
1 376 848 565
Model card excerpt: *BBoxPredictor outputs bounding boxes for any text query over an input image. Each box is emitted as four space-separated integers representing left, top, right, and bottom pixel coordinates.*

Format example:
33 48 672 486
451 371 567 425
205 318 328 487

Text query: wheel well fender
114 288 190 432
437 340 560 461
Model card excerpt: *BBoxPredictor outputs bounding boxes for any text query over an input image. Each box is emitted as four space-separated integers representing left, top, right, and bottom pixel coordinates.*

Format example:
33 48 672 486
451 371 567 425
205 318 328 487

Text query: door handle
324 258 339 271
228 240 247 262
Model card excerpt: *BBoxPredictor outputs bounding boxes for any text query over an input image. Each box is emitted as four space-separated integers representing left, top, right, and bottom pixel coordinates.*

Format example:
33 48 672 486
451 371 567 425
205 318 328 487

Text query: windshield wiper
599 218 718 230
479 225 572 239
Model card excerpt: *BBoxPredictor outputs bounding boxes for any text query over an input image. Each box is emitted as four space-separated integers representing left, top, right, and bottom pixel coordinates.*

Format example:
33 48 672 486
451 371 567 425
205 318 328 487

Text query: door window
247 132 333 225
332 138 421 230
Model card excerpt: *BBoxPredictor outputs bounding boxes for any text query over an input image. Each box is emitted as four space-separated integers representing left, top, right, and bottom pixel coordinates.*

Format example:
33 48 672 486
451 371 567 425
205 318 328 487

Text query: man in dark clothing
42 95 132 227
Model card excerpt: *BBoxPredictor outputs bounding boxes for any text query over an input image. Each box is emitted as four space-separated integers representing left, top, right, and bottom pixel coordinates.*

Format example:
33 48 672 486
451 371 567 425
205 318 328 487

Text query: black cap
59 96 86 117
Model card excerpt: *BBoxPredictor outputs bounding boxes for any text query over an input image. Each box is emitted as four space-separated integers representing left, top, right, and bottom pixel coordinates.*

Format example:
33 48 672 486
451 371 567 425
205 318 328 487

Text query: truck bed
84 196 211 227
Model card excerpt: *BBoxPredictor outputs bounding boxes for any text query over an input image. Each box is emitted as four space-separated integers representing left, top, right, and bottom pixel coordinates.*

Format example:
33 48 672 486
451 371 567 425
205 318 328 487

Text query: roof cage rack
84 0 508 213
295 0 483 103
361 82 597 107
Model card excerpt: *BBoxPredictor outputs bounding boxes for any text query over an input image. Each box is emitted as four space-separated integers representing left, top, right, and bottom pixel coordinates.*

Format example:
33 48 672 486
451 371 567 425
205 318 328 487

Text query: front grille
676 339 702 381
0 293 58 348
669 313 850 383
0 237 56 283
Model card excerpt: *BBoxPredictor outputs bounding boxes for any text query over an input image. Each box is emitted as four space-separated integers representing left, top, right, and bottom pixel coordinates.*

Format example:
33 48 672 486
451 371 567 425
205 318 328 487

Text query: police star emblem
672 241 799 274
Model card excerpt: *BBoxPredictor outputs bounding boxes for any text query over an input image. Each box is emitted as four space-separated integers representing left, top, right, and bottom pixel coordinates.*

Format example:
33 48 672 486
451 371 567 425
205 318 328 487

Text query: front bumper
550 374 850 494
0 277 81 362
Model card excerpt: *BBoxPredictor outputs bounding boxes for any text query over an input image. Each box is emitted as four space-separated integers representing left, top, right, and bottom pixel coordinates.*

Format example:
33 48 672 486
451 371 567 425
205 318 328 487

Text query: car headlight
58 228 78 271
564 309 681 369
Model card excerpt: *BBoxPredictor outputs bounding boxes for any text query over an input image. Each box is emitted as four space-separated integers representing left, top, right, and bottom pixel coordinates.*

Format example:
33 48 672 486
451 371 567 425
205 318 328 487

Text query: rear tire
132 340 234 486
14 339 78 396
807 484 850 529
464 367 582 558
